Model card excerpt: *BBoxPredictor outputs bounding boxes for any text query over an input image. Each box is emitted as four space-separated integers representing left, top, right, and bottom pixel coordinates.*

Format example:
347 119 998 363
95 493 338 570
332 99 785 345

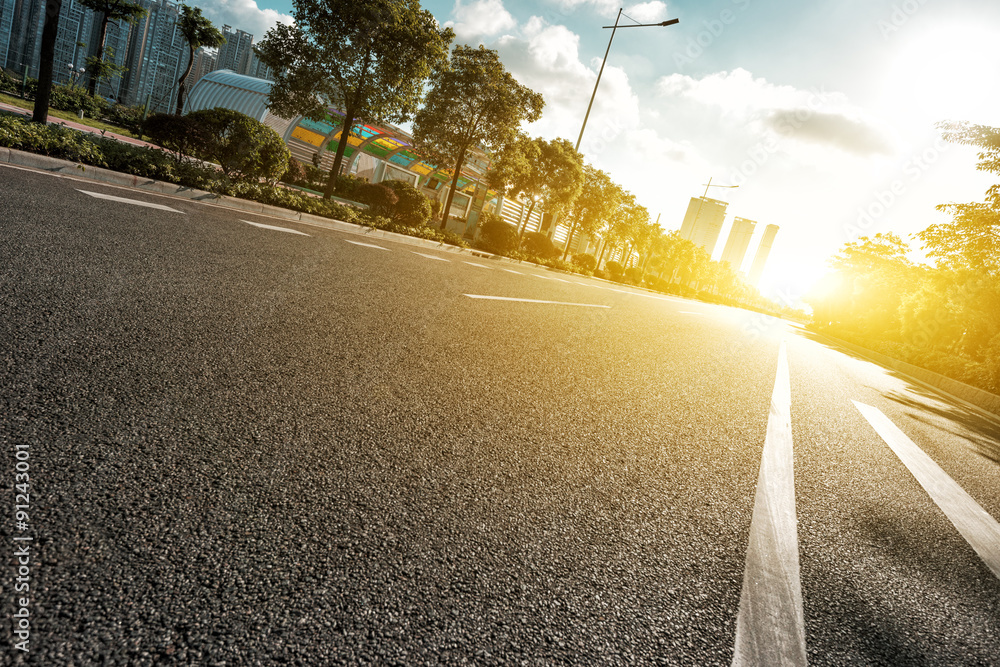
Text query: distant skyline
196 0 1000 300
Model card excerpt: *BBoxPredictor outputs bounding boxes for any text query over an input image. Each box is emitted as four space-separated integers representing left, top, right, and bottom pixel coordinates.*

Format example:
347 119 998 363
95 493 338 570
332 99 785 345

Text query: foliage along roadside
0 112 469 247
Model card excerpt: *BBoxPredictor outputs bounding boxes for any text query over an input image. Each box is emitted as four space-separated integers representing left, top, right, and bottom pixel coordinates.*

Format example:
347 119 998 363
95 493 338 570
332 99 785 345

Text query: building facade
679 196 729 256
720 217 756 272
748 224 779 286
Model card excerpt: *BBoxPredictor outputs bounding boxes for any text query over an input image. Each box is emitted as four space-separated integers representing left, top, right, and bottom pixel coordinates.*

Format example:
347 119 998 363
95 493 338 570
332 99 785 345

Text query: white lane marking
501 268 523 275
463 294 609 308
678 311 704 315
345 240 390 250
463 261 492 269
77 189 183 213
550 277 572 283
853 401 1000 580
240 220 310 236
533 274 554 280
732 341 806 667
412 251 449 262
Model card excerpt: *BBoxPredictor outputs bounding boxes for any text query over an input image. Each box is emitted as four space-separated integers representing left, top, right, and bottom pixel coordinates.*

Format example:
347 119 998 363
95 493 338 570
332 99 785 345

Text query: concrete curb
810 329 1000 419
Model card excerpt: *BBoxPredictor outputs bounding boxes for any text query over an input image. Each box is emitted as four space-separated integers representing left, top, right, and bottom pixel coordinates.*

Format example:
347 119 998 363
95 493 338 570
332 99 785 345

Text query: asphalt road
1 164 999 665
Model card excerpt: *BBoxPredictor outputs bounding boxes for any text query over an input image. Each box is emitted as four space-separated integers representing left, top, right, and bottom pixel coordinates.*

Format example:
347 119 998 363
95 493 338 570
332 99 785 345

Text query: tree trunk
561 221 578 260
175 44 195 115
440 145 467 230
324 108 357 199
32 0 63 124
518 199 538 239
87 15 110 96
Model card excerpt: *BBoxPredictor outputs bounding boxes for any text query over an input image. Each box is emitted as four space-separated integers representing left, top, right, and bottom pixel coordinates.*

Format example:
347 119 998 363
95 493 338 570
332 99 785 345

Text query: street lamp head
660 18 680 26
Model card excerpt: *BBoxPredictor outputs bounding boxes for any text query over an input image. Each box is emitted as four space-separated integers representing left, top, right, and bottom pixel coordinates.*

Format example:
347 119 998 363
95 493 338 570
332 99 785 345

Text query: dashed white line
412 251 449 262
77 189 183 213
501 268 523 275
678 311 704 315
853 401 1000 580
240 220 310 236
463 261 492 269
463 294 609 308
732 341 806 667
345 240 390 250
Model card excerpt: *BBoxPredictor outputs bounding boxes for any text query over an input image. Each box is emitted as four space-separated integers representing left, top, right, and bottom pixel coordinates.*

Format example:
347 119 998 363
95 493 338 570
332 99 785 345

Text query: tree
503 137 583 238
413 44 544 229
32 0 63 124
175 5 225 116
561 165 617 260
256 0 453 199
79 0 147 96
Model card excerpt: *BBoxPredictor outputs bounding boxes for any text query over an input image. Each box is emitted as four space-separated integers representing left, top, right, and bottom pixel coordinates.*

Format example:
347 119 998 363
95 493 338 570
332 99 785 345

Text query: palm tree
79 0 147 96
175 5 224 115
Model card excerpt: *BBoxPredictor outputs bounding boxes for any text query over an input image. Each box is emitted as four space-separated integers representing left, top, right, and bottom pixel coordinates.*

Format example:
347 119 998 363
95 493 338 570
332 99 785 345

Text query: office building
216 26 253 74
720 217 756 271
119 0 186 112
679 196 728 256
748 224 779 286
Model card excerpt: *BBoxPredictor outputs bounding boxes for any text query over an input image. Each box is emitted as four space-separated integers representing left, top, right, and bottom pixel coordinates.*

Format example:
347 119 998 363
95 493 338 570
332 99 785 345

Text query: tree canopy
256 0 453 198
175 5 225 115
413 44 544 228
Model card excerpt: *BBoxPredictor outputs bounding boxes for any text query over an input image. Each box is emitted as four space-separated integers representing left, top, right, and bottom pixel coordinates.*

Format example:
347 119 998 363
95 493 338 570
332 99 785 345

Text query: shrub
0 115 106 164
605 261 624 280
334 173 366 198
182 108 290 183
478 214 520 255
280 157 308 185
352 183 398 217
624 267 644 284
142 113 201 160
521 231 559 260
102 103 144 133
48 85 107 118
572 253 597 271
382 179 431 226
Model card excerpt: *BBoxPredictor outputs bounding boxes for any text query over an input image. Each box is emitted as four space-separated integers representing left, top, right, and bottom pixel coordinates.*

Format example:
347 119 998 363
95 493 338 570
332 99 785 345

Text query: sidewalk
0 99 159 149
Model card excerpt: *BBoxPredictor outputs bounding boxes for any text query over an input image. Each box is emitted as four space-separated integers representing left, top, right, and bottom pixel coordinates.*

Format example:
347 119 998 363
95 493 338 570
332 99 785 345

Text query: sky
191 0 1000 303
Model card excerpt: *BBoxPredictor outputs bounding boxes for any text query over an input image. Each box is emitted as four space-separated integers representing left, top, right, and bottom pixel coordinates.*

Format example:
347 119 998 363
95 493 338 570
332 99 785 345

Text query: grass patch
0 91 139 138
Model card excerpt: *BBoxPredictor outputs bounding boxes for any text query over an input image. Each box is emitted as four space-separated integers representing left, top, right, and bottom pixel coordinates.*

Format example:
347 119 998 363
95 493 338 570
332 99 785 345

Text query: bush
521 231 559 260
142 113 201 160
280 157 308 185
184 107 290 183
383 179 431 226
334 173 366 198
478 213 520 255
624 267 644 284
48 85 107 118
352 183 398 217
605 261 624 280
0 115 106 164
572 253 597 271
102 103 144 133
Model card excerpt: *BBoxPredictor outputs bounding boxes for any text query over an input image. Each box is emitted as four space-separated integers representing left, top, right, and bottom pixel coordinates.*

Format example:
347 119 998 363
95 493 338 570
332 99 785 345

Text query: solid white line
853 401 1000 580
463 294 609 308
732 341 806 667
345 240 390 250
462 261 492 269
240 220 310 236
77 189 183 213
412 251 449 262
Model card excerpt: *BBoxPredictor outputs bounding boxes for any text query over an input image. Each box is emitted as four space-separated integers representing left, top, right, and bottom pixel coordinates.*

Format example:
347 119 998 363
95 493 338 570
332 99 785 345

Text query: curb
809 329 1000 421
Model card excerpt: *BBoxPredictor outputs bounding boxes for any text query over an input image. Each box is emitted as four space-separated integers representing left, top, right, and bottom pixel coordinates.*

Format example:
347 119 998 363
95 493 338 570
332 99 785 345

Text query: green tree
256 0 453 199
175 5 225 116
503 137 583 238
561 164 617 260
79 0 147 96
413 44 544 229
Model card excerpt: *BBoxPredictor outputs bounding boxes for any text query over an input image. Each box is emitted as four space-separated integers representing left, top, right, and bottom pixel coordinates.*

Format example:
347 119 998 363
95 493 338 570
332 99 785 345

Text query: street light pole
575 10 679 152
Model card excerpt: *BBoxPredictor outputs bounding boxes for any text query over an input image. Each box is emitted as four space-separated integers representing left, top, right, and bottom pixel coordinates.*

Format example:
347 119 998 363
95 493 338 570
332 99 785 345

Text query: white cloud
623 2 668 23
446 0 517 40
195 0 294 41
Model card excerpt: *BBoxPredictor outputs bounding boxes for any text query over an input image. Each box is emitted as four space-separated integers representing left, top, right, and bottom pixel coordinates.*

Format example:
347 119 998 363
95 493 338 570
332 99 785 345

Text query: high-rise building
120 0 186 113
243 48 275 82
748 224 779 286
720 217 756 271
0 0 96 82
679 196 728 256
216 26 253 75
